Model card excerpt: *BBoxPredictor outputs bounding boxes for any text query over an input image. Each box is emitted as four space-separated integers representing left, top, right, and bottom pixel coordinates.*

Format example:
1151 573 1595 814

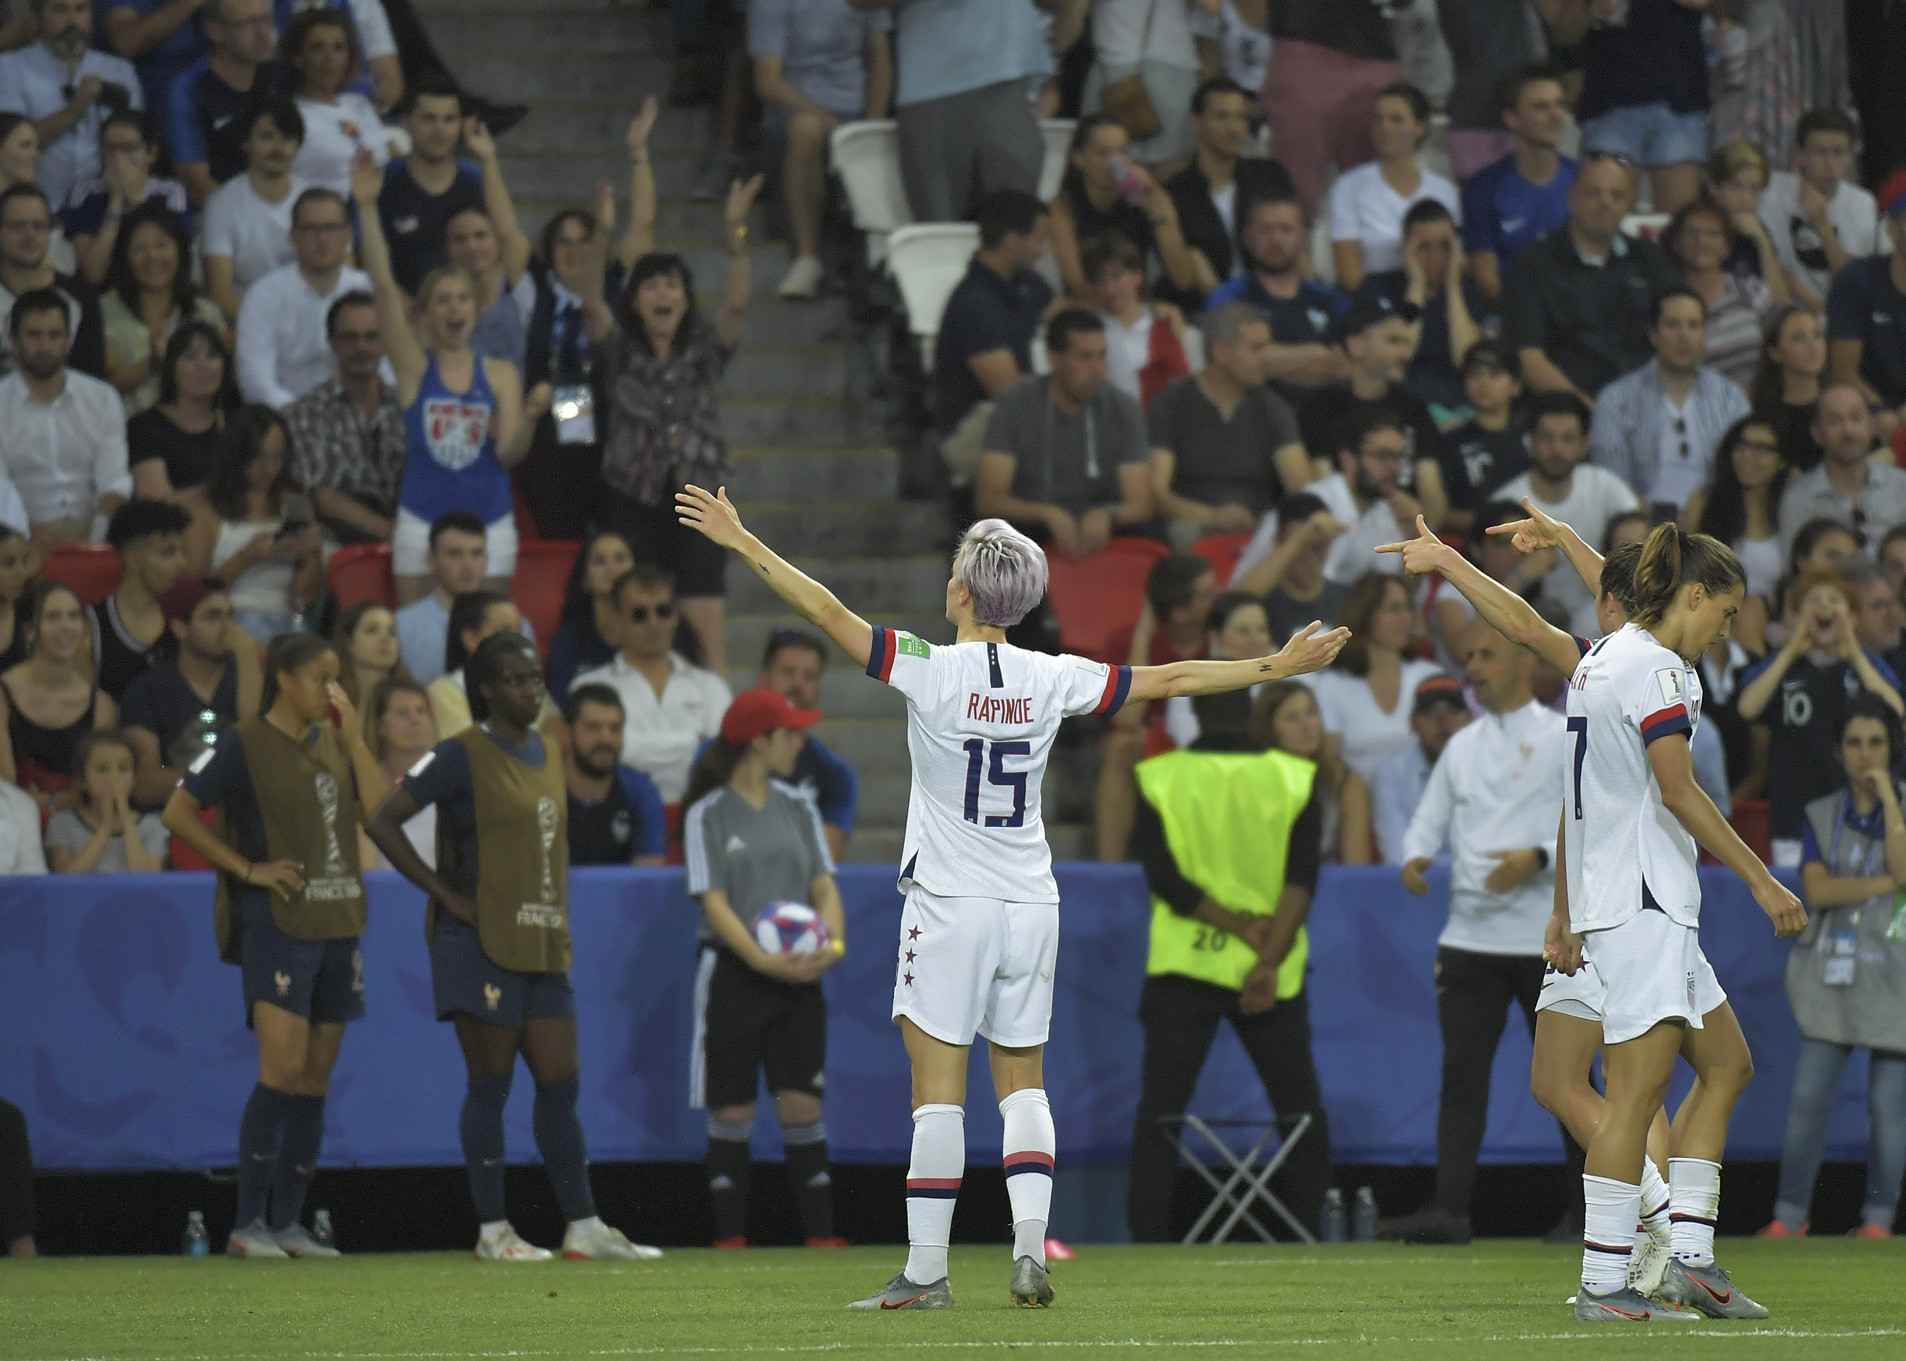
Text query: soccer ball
752 900 831 956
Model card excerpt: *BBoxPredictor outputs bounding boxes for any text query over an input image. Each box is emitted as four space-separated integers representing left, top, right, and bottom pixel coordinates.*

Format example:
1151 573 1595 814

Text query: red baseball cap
720 688 823 746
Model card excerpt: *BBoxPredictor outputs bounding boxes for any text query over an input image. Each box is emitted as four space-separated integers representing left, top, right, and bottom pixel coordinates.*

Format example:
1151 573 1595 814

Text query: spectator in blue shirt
562 681 667 867
1372 675 1470 865
1205 193 1350 409
168 0 287 208
1460 64 1576 307
752 626 857 860
932 188 1052 483
1827 169 1906 427
101 0 211 117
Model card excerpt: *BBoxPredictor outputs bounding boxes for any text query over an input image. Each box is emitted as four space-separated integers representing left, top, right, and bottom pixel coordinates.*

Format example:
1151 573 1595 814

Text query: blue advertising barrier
0 865 1868 1171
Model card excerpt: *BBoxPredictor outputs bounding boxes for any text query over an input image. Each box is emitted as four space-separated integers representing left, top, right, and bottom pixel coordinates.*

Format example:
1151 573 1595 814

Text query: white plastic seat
886 222 981 373
1621 212 1671 241
829 119 911 266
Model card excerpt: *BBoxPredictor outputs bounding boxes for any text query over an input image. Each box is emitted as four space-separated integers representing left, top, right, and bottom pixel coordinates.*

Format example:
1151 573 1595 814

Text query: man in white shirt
1235 408 1426 587
1372 675 1470 866
1588 288 1750 514
235 186 370 409
202 97 310 324
1758 108 1889 312
0 289 129 544
0 0 144 208
1495 391 1641 621
1383 618 1567 1244
573 564 732 803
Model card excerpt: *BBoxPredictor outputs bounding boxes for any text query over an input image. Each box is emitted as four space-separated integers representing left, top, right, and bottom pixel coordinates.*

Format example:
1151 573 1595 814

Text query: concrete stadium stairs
414 0 1108 861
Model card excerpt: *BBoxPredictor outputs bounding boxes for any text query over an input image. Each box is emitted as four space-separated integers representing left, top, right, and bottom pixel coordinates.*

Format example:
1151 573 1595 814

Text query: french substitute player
678 486 1349 1309
163 632 388 1258
365 633 659 1262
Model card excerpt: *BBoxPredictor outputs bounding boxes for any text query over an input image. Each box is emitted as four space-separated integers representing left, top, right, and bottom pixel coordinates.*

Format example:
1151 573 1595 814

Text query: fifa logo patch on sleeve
896 633 931 659
1656 669 1685 705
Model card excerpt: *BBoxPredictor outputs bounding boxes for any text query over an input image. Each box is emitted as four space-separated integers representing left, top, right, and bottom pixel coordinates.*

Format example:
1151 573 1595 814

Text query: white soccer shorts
1536 954 1607 1024
891 885 1058 1049
1581 908 1727 1045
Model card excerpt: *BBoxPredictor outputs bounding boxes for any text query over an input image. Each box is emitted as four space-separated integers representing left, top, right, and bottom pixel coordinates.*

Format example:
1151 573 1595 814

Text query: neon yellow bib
1135 747 1317 999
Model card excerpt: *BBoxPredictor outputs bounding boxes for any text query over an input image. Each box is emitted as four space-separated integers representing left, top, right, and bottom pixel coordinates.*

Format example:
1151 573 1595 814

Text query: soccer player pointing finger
677 484 1348 1310
683 688 847 1249
163 633 389 1258
365 632 658 1263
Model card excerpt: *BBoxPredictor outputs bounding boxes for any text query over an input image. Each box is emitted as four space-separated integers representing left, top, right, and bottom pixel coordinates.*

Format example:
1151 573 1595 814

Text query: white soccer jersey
866 626 1131 903
1563 623 1704 934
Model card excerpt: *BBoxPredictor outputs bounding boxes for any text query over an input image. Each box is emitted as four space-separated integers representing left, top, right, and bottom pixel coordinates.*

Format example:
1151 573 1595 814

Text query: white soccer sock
479 1219 510 1240
1669 1157 1721 1266
1638 1157 1671 1233
904 1103 964 1284
999 1088 1055 1268
1581 1175 1640 1295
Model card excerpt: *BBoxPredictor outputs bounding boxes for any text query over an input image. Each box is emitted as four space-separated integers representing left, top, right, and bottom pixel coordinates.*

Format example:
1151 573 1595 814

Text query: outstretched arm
1125 621 1350 702
1485 498 1605 603
1376 516 1583 675
677 484 874 666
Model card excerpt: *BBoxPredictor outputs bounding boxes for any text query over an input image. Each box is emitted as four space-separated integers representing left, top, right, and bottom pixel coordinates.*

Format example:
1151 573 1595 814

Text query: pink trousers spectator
1260 39 1401 220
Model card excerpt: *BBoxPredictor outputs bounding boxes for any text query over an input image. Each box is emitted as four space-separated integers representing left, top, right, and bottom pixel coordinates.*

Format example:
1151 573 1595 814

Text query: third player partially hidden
678 486 1348 1309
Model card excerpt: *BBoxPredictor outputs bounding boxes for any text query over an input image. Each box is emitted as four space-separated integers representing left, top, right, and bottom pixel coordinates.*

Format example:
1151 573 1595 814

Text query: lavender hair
952 519 1048 627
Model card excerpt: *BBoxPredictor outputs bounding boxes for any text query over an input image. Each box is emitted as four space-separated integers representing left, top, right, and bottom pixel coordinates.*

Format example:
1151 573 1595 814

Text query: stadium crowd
1 0 1905 1257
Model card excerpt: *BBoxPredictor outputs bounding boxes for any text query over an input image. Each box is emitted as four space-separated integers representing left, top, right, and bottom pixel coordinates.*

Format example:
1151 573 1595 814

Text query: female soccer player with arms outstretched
679 488 1348 1309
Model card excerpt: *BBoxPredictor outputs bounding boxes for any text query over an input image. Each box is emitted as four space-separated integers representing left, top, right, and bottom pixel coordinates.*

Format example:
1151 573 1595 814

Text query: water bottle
312 1209 334 1248
1351 1187 1378 1242
181 1210 209 1257
1320 1188 1348 1243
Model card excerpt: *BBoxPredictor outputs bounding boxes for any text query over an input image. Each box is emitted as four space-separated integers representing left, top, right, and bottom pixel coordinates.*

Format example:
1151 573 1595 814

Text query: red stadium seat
41 543 122 606
510 541 580 660
1045 538 1170 663
1730 798 1771 865
169 806 219 871
1187 533 1252 587
327 543 395 612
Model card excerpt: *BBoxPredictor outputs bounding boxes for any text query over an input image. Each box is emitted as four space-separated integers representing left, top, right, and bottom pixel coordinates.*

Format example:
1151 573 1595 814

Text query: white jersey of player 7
867 626 1130 904
1562 623 1705 934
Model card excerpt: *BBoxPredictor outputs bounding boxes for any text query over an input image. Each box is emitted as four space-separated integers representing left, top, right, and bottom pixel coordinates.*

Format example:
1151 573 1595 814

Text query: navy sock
782 1121 834 1241
459 1074 513 1223
532 1078 596 1222
235 1083 293 1229
268 1094 326 1232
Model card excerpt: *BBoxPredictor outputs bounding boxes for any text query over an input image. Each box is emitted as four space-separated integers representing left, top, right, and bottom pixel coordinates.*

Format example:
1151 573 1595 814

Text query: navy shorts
239 896 366 1026
692 946 827 1109
430 915 575 1028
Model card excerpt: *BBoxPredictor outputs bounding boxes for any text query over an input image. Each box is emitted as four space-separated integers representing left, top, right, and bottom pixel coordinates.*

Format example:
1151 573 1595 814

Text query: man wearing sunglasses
1587 286 1748 519
573 563 731 805
1501 152 1681 411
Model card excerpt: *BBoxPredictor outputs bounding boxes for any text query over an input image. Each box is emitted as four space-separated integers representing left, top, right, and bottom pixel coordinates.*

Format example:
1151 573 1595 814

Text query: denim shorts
1580 101 1709 169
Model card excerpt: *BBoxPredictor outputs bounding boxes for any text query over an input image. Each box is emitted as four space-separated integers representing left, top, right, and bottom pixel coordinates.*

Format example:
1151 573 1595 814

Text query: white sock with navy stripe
904 1103 963 1285
1669 1157 1721 1266
999 1088 1055 1268
1638 1156 1671 1235
1582 1175 1640 1295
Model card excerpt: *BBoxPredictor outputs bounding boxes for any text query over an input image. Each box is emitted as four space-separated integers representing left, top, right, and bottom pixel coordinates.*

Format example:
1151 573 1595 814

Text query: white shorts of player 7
1567 909 1728 1045
892 885 1059 1048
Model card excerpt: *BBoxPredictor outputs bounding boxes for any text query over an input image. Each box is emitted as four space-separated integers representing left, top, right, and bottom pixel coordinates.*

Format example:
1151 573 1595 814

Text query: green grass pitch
2 1241 1902 1360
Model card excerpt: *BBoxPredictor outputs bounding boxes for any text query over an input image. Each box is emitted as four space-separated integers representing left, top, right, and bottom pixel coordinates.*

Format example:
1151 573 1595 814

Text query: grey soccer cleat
1657 1258 1770 1318
225 1219 289 1259
1010 1255 1054 1307
1573 1285 1700 1321
272 1222 341 1257
847 1272 953 1310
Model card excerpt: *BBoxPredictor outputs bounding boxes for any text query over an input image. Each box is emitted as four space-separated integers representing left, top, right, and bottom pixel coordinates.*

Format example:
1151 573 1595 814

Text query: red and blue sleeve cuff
1573 635 1591 660
1093 665 1132 717
1641 704 1691 745
866 626 896 683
